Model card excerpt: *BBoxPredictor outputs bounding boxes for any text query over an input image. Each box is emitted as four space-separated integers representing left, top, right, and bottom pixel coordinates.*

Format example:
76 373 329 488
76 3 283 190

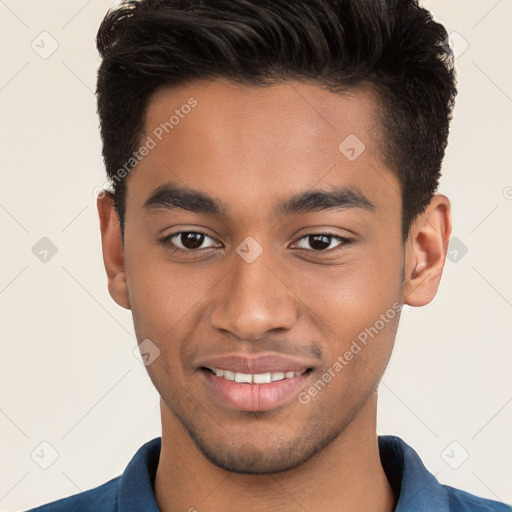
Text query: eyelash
159 231 352 255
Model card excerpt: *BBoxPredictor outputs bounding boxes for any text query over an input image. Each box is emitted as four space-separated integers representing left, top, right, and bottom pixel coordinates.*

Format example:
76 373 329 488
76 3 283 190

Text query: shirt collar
117 435 449 511
118 437 161 512
379 435 449 511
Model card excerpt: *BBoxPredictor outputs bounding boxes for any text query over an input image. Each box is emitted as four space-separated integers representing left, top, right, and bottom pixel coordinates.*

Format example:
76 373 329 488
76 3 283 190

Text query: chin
186 421 342 475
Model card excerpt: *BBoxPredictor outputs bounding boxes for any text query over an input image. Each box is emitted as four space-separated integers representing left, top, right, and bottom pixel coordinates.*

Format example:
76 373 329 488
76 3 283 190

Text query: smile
200 367 313 412
204 367 305 384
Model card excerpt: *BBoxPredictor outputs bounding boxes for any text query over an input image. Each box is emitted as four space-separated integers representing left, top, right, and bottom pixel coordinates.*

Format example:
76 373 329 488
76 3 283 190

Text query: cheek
125 247 214 337
289 251 403 392
290 253 402 333
125 254 228 388
301 309 401 418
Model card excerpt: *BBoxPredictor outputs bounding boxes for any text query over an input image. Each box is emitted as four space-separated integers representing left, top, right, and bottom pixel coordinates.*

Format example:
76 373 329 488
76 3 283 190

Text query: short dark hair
96 0 457 241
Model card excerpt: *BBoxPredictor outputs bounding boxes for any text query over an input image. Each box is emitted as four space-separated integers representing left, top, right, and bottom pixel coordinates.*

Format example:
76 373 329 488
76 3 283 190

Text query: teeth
223 370 235 380
234 372 253 383
209 368 303 384
270 371 285 382
253 373 272 384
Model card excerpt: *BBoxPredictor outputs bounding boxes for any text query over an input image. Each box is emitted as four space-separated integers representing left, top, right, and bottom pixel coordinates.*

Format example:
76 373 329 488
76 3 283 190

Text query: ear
97 192 131 310
403 194 452 307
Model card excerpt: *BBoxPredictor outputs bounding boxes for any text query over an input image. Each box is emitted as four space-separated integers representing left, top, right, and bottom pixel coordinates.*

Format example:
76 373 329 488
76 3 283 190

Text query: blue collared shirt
26 435 510 511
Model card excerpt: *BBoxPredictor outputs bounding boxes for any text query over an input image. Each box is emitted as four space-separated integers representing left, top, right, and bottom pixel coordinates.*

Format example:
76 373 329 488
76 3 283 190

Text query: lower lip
201 369 311 412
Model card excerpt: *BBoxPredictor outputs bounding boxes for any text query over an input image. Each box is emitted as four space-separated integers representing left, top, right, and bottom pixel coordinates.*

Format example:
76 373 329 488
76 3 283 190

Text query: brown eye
294 233 349 252
178 232 205 249
161 231 219 252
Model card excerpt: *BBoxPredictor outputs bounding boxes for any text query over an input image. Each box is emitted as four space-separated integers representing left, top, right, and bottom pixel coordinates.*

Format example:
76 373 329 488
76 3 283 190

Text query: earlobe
403 194 452 307
97 192 131 310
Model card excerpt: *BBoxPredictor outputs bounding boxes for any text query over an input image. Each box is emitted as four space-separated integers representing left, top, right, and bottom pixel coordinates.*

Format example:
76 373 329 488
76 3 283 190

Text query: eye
293 233 350 252
160 231 220 253
159 231 351 255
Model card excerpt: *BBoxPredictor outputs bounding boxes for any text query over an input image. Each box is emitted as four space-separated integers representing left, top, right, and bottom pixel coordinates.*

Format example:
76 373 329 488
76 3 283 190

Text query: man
26 0 510 511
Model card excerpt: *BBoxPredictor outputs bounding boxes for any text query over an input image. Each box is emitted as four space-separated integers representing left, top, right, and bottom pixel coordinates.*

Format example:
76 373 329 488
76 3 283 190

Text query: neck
154 391 396 512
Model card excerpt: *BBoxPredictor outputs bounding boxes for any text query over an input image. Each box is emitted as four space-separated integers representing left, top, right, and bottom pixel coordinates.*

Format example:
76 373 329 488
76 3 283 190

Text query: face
108 79 409 473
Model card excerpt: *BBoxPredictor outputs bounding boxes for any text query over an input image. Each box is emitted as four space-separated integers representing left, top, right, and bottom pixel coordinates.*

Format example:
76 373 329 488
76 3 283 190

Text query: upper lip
196 353 316 374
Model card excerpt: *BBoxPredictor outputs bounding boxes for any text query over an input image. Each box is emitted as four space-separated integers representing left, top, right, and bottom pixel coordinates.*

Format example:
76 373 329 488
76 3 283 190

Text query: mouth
202 366 310 384
199 365 314 412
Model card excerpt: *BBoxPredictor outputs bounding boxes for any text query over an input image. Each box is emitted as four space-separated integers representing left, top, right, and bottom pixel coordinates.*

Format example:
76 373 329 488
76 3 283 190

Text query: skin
97 79 451 512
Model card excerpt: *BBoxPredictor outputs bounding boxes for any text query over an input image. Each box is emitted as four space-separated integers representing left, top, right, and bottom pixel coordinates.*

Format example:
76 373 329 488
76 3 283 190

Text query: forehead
126 79 398 220
145 78 382 160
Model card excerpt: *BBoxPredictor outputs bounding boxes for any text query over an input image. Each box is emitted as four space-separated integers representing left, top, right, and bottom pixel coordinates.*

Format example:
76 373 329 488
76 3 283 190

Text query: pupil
310 235 330 250
182 232 204 249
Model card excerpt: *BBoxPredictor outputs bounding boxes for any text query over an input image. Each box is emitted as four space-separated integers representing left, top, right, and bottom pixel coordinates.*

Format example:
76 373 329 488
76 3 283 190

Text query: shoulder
443 485 511 512
378 435 511 512
24 476 120 512
24 437 162 512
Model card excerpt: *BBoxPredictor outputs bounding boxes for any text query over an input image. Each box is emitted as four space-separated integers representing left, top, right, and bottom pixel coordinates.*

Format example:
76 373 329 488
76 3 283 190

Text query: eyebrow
143 182 374 217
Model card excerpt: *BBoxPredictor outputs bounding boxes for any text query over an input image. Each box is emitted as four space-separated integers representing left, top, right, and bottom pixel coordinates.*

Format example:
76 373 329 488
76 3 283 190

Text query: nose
209 247 298 341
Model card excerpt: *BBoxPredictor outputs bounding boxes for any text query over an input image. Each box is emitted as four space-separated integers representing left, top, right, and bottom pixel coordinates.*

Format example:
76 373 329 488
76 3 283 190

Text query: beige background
0 0 511 510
